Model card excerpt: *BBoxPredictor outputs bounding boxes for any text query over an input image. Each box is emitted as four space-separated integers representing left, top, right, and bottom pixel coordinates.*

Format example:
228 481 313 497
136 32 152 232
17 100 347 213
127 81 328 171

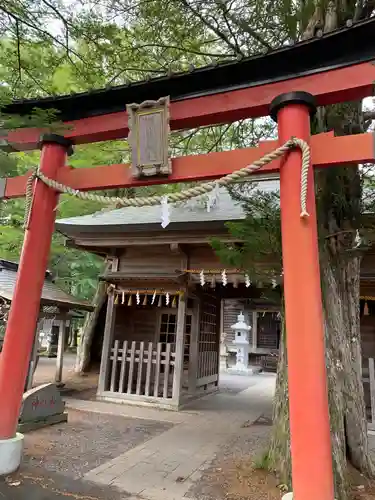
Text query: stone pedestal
18 383 68 433
234 345 250 372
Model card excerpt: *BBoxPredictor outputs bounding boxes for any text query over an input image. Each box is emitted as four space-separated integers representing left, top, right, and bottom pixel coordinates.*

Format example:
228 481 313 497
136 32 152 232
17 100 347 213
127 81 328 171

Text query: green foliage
212 184 282 283
252 450 271 471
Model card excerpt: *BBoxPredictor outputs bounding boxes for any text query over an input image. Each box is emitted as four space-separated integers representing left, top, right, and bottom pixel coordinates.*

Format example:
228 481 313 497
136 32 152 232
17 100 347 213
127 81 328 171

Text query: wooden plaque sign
127 96 171 178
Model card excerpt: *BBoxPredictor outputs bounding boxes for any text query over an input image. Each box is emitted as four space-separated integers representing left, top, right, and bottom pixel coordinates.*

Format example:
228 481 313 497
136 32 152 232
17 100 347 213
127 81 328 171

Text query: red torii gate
0 17 375 500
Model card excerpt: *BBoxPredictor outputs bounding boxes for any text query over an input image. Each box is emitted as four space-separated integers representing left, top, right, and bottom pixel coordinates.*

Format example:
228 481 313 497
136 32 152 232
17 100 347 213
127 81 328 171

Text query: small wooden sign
127 96 171 178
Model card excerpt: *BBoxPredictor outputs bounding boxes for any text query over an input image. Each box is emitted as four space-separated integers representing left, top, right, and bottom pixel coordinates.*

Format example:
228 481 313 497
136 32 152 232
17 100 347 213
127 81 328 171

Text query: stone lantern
230 312 251 373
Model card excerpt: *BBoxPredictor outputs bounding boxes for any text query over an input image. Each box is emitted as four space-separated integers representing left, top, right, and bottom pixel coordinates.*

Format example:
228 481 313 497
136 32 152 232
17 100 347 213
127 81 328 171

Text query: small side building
0 259 92 387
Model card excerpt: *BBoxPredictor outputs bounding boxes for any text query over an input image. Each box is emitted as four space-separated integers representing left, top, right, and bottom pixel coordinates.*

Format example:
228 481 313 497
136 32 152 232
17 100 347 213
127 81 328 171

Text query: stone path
71 374 275 500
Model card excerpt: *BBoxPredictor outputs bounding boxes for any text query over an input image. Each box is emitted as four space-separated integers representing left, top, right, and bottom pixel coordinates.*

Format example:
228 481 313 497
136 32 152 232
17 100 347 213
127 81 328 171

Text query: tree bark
268 316 291 486
75 281 107 374
70 328 78 348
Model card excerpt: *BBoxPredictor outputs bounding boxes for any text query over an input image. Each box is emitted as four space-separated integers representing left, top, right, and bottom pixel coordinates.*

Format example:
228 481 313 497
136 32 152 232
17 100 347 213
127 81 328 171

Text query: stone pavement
71 374 275 500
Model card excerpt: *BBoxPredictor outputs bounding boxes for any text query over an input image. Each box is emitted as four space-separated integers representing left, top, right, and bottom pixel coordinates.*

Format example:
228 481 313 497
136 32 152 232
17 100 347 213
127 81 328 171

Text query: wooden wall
189 245 222 271
118 244 232 280
361 316 375 362
113 306 158 344
361 315 375 414
257 312 280 349
119 246 183 274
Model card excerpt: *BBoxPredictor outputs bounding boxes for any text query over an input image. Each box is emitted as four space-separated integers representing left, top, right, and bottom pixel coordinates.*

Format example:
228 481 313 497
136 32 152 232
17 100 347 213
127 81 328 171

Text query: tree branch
132 42 234 59
0 4 87 67
40 0 70 58
179 0 244 56
15 20 22 85
214 0 273 50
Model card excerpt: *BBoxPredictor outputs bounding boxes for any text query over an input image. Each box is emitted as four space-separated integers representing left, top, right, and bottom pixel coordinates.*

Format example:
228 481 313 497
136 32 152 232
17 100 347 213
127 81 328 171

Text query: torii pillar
0 134 72 475
270 92 334 500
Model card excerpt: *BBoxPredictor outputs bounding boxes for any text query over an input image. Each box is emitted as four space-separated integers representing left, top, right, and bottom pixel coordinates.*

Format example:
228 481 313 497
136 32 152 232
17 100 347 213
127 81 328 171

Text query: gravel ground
23 408 172 479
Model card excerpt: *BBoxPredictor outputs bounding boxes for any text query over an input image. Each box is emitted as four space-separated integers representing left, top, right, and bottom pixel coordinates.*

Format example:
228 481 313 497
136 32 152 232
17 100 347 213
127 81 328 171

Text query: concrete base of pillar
0 433 24 476
282 493 293 500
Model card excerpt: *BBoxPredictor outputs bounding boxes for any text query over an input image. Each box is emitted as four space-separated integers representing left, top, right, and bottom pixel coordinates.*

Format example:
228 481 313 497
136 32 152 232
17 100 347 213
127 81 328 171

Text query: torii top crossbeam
1 16 375 151
0 17 375 500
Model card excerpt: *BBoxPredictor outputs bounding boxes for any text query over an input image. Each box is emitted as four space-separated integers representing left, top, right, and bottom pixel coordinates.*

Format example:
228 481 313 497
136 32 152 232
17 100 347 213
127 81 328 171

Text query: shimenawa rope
23 137 310 229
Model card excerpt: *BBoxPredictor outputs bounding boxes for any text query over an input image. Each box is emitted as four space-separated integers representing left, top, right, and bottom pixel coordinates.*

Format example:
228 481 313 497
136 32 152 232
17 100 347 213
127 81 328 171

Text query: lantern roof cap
231 312 251 331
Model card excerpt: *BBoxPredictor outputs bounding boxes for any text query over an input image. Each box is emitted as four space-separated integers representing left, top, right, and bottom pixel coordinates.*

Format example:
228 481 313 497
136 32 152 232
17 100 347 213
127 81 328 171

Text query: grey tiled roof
56 181 279 232
0 260 92 311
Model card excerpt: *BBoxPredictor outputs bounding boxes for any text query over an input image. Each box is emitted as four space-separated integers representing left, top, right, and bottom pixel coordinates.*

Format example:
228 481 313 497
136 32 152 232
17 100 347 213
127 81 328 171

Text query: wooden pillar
55 320 66 386
215 296 222 383
220 299 224 337
98 291 117 394
252 311 258 350
188 298 200 394
98 257 118 395
369 358 375 427
172 291 187 404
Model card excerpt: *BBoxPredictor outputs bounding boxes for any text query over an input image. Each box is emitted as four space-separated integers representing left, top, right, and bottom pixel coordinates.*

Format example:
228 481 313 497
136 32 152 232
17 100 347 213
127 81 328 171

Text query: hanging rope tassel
157 295 162 307
127 295 132 306
200 270 205 287
245 274 251 288
364 301 370 316
143 294 148 306
172 296 177 308
221 269 227 287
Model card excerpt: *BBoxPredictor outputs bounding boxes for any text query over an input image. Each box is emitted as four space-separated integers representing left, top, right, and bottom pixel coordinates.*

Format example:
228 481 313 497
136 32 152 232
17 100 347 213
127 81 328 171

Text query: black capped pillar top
39 133 74 156
269 91 317 122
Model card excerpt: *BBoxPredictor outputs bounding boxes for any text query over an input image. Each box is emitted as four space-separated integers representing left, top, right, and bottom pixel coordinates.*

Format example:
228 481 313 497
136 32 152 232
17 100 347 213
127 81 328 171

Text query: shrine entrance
84 283 275 410
98 289 221 409
1 17 375 500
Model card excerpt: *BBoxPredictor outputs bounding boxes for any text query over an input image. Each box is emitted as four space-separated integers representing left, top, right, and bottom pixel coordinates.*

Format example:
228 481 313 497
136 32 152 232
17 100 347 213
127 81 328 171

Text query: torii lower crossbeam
1 131 374 199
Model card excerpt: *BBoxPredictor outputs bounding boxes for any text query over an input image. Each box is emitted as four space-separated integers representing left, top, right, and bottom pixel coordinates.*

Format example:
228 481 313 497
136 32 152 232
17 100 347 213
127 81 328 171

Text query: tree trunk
267 315 291 486
269 251 374 499
70 328 78 348
75 281 107 374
